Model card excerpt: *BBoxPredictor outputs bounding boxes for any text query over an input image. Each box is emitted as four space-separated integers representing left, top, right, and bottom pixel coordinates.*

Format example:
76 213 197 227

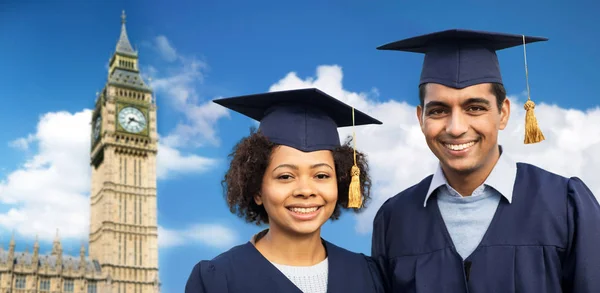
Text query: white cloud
9 134 35 151
159 101 229 149
156 143 219 179
267 65 600 235
146 36 230 148
155 36 178 62
158 224 238 249
0 109 218 242
0 110 93 241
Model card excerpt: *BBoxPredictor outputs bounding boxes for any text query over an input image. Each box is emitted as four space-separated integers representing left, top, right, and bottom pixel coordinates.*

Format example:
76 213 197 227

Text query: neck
254 226 326 266
442 146 500 196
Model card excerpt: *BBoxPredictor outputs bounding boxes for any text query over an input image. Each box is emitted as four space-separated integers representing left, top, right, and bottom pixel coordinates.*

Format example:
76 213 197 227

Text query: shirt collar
423 145 517 207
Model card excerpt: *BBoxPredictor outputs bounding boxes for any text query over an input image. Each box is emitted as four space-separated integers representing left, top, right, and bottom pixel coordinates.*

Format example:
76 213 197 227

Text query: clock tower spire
89 10 160 293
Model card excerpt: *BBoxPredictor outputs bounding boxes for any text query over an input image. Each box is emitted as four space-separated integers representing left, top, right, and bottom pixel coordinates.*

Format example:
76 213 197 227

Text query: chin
285 222 324 237
443 161 480 174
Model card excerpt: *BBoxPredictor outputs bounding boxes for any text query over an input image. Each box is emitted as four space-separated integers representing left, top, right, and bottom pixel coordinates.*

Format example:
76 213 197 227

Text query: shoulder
185 243 252 293
515 162 570 198
374 174 433 222
516 162 598 209
323 240 385 292
516 162 569 183
210 242 253 266
515 162 587 198
196 242 256 275
324 240 379 269
324 240 367 260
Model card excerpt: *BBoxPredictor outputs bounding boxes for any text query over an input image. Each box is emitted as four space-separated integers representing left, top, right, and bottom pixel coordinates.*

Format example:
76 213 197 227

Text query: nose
445 112 469 137
293 178 316 198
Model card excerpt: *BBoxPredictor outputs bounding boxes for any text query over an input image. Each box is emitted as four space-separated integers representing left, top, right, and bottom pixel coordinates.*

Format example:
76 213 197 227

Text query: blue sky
1 1 600 293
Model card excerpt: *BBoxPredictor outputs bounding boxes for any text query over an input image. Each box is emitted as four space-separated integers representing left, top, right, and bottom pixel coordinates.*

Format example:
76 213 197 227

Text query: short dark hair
222 128 372 225
418 82 507 111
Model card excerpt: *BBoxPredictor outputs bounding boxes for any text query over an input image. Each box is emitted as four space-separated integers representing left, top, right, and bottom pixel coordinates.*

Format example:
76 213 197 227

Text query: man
371 29 600 292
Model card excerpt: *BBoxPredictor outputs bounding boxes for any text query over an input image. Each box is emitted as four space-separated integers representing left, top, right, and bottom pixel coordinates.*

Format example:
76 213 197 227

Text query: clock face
118 106 147 134
93 116 101 140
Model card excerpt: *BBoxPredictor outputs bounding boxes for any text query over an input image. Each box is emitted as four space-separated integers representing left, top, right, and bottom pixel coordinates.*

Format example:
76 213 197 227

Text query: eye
315 173 331 180
277 174 294 180
467 106 487 112
427 108 447 116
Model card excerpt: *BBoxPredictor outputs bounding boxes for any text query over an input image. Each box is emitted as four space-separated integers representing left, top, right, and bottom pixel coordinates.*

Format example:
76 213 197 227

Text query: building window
39 278 50 291
15 275 26 289
139 238 142 265
134 195 137 225
64 279 74 292
124 235 127 265
88 281 97 293
119 234 122 262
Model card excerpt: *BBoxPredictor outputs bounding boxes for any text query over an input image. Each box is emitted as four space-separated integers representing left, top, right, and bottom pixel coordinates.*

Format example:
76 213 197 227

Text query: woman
185 88 384 293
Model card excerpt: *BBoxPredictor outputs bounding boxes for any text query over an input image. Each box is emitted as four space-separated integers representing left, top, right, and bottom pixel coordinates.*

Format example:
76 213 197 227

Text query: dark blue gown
371 163 600 293
185 239 384 293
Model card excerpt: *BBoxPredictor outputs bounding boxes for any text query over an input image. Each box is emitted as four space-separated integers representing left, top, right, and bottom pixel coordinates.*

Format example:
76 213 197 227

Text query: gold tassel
524 100 545 144
347 107 363 208
522 35 545 144
348 165 362 208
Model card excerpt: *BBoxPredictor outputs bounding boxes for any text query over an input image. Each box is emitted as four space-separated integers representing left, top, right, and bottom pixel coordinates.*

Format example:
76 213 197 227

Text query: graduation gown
185 239 384 293
371 162 600 293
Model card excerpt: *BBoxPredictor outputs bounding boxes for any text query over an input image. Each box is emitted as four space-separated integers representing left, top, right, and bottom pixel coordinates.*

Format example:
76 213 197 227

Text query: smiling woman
184 88 385 293
224 129 370 227
227 130 370 238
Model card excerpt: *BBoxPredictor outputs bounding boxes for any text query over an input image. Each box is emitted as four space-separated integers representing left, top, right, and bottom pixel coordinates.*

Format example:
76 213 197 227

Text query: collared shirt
423 146 518 259
424 146 518 206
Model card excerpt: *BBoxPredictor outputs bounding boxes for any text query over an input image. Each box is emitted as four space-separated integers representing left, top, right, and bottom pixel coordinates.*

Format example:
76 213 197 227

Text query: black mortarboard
377 28 548 144
213 88 382 152
377 28 548 89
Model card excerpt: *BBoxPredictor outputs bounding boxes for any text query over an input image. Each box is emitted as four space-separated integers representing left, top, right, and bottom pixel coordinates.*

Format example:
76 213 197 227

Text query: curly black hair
222 127 372 225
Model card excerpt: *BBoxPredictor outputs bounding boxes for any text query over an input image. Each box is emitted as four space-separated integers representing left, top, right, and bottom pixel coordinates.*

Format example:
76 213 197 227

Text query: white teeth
444 141 475 151
289 207 319 214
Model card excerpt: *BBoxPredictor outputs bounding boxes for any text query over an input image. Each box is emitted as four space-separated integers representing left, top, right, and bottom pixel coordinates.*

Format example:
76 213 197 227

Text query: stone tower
89 11 160 293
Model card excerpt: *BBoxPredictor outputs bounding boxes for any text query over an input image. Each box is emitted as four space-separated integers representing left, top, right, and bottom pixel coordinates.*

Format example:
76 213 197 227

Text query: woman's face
256 145 338 237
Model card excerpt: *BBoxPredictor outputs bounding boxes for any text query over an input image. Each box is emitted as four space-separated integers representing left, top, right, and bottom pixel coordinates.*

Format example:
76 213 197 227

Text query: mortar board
213 88 381 151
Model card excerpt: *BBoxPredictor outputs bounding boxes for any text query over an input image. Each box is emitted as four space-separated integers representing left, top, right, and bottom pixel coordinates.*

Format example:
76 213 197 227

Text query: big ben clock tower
90 11 160 293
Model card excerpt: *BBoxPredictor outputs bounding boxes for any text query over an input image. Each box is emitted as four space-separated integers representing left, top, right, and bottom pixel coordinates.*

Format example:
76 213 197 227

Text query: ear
499 97 511 130
416 105 425 132
254 193 263 205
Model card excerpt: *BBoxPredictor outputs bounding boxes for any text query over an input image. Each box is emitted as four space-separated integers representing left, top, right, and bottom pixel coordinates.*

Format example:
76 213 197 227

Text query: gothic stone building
0 11 160 293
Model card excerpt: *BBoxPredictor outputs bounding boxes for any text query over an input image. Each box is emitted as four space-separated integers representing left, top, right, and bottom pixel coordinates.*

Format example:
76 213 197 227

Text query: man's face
416 83 510 176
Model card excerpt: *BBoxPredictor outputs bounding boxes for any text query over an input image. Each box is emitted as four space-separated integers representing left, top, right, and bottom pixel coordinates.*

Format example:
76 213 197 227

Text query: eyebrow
464 98 491 106
424 97 491 109
273 163 334 172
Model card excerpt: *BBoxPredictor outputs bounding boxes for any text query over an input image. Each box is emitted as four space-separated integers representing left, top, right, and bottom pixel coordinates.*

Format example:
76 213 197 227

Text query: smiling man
371 29 600 293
